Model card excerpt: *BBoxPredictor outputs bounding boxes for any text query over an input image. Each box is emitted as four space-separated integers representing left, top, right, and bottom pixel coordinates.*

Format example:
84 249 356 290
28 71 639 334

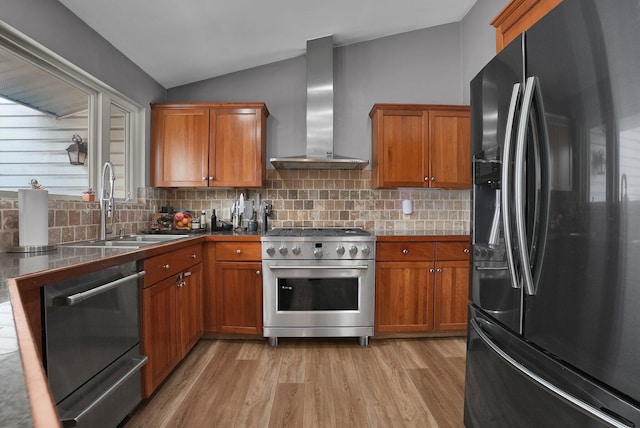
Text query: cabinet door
372 109 428 188
150 108 209 187
434 260 470 331
210 108 266 188
142 276 180 397
375 262 434 332
216 261 263 335
179 263 203 355
429 109 471 189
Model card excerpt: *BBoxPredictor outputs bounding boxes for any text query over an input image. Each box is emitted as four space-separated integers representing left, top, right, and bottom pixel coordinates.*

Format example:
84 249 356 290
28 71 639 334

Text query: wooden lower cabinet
376 261 434 332
375 237 470 335
216 261 263 334
141 245 203 398
204 240 263 336
434 260 470 331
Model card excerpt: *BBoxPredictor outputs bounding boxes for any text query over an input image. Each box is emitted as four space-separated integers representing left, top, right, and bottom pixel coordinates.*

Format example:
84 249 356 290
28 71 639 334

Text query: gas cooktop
265 227 371 237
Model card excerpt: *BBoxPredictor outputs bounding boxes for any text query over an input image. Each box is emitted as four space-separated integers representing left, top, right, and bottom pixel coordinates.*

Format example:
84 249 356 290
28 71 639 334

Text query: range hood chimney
270 35 369 170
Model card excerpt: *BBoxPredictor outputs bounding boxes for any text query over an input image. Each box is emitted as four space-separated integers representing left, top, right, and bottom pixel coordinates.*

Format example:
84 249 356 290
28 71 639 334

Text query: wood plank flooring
124 337 467 428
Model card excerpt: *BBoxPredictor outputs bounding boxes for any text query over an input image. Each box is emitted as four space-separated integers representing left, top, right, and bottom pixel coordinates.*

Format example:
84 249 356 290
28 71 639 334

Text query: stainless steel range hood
270 36 369 170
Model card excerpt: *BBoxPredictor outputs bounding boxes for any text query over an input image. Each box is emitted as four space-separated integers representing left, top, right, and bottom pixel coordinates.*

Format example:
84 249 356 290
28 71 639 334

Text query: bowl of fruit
173 211 193 230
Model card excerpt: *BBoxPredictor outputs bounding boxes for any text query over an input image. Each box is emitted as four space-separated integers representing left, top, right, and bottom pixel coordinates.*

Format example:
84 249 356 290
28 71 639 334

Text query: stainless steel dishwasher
42 261 147 428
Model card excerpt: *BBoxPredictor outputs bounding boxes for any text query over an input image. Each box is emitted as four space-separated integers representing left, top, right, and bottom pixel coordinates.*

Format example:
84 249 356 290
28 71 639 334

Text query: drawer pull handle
236 249 242 255
190 254 197 259
162 264 170 270
402 249 409 255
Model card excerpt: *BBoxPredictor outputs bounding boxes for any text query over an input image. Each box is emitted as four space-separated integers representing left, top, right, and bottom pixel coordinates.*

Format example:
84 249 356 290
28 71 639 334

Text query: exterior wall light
66 134 87 165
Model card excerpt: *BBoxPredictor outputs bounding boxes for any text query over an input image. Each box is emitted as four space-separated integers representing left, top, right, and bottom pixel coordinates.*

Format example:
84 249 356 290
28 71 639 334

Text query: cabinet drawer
376 242 435 261
435 242 471 261
216 242 261 261
144 244 202 287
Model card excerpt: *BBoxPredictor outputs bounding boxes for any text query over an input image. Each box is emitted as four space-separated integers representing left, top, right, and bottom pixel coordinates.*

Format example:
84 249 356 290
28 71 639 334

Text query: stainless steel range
261 228 376 346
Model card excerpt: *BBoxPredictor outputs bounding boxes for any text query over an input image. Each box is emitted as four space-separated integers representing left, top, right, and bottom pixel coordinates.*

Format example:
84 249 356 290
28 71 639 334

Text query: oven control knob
278 245 288 256
313 248 324 259
266 246 275 256
349 245 358 256
361 245 371 256
336 245 345 256
292 245 301 255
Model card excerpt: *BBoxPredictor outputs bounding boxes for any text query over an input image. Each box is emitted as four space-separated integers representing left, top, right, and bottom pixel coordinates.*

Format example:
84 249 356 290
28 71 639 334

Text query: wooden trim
369 103 469 118
8 278 60 428
151 102 270 117
491 0 563 52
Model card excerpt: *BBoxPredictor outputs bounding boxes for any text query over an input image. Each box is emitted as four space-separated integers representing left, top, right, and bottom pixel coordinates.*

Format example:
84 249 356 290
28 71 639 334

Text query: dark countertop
0 228 467 427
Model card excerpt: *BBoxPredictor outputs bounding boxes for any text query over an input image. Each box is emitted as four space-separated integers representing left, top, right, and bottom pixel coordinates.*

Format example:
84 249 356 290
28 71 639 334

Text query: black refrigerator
465 0 640 426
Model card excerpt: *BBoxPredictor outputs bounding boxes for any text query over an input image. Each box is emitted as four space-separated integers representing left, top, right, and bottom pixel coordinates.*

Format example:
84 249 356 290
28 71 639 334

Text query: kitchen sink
63 234 190 249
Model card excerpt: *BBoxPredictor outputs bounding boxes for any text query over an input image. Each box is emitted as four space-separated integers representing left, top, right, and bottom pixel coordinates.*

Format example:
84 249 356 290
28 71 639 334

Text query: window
0 21 143 199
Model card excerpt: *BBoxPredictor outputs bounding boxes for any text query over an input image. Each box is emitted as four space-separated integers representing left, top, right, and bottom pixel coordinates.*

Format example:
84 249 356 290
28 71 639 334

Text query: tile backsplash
0 170 470 252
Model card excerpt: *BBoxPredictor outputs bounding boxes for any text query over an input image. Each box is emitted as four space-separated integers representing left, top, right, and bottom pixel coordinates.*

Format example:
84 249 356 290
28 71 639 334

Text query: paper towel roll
18 189 49 247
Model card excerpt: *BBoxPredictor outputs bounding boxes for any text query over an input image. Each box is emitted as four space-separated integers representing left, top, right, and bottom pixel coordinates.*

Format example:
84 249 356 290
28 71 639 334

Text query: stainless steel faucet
100 161 116 240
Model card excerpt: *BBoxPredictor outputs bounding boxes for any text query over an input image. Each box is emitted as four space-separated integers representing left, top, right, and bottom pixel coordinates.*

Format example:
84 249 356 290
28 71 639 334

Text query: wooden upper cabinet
370 104 470 189
210 108 267 188
151 102 269 188
492 0 563 52
429 109 471 189
151 108 209 187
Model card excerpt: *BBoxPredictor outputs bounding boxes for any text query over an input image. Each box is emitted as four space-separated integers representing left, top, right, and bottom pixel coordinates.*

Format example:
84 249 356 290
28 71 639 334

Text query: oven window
277 278 358 311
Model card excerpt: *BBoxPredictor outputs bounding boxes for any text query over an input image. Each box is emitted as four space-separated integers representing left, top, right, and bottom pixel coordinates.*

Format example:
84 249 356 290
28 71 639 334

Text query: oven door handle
268 265 369 270
57 271 146 306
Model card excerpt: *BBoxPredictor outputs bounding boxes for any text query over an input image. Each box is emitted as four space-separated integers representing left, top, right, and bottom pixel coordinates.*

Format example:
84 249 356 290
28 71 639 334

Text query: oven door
263 259 375 331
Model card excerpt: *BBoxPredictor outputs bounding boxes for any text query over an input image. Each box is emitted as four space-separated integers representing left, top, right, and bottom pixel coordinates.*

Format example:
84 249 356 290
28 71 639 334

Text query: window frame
0 20 145 201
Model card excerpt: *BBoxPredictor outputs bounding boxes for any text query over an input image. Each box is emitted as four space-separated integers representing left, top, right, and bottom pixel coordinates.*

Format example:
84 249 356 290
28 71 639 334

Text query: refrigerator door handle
501 83 522 290
514 76 551 296
470 318 634 428
514 77 537 295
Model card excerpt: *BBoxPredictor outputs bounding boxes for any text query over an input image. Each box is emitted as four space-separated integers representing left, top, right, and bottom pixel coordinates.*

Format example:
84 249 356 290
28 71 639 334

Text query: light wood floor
124 337 467 428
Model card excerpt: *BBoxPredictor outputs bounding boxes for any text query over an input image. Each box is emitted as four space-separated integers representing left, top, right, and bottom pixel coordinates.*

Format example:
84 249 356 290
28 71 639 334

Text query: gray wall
168 23 465 167
1 0 508 177
461 0 511 103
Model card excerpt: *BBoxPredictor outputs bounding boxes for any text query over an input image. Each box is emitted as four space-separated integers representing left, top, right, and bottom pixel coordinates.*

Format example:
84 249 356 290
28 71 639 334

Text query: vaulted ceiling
58 0 476 88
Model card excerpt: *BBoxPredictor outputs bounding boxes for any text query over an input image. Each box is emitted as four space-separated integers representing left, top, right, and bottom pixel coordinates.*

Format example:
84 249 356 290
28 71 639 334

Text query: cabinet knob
162 264 170 270
437 268 443 273
402 249 409 255
429 268 435 273
256 270 261 275
209 176 214 180
202 176 207 181
236 249 242 255
190 254 197 259
424 177 429 181
431 177 436 181
463 248 470 254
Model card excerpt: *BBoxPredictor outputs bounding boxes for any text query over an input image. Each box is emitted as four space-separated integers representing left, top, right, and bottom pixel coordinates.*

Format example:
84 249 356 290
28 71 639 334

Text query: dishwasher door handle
59 271 146 306
59 355 148 427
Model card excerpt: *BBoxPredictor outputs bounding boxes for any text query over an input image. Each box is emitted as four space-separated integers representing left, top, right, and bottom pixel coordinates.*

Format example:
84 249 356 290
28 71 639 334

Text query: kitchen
2 0 640 427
